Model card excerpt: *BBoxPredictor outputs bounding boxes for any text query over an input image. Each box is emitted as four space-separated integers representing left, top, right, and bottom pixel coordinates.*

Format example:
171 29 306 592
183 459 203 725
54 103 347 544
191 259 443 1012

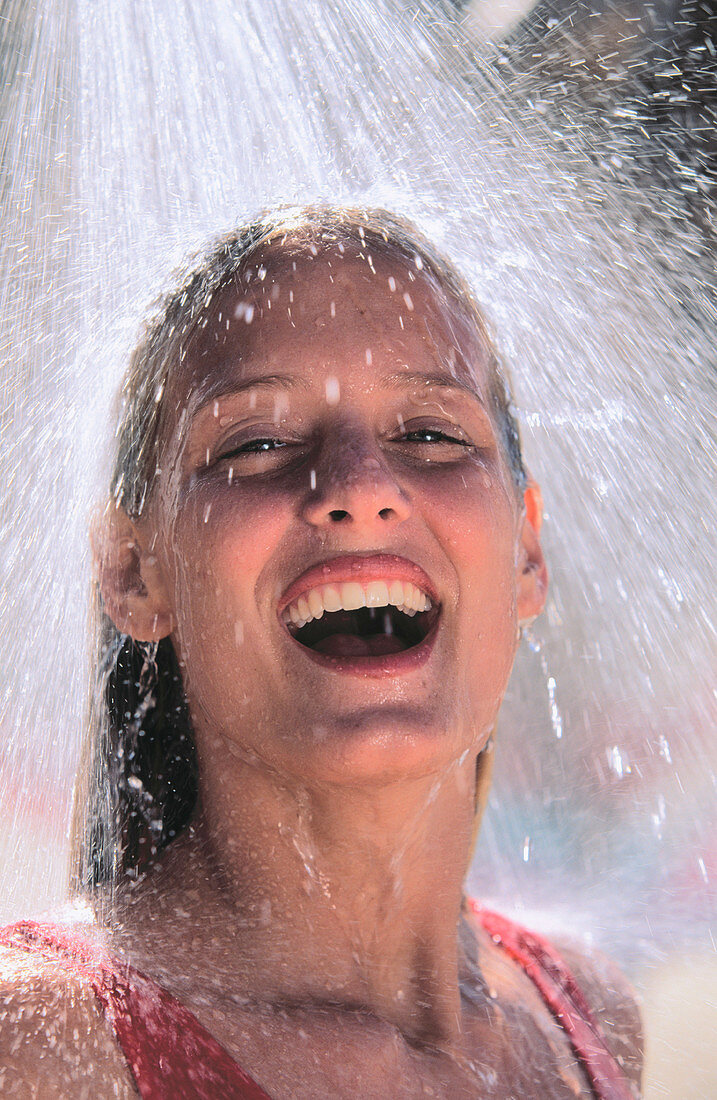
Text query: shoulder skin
552 937 644 1096
0 944 136 1099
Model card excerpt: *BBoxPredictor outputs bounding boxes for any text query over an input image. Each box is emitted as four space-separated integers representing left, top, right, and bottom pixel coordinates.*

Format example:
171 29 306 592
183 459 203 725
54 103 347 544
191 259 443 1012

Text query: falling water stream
0 1 714 1095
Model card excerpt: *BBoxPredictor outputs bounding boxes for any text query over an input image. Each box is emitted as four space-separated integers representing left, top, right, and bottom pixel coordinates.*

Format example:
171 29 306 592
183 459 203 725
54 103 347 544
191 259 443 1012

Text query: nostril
328 509 350 522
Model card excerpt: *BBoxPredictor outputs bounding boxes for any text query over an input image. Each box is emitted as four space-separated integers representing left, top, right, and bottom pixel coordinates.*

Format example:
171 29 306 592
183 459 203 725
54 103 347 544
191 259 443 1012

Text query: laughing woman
0 209 642 1098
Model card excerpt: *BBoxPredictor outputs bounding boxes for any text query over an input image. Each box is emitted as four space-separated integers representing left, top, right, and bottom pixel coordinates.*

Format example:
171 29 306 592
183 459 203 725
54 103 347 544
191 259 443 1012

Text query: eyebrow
381 370 487 406
194 369 487 415
195 373 311 412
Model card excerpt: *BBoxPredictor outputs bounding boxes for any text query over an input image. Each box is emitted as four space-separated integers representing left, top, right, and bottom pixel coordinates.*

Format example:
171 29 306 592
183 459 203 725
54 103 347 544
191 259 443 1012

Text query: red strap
0 921 271 1100
468 901 634 1100
2 913 634 1099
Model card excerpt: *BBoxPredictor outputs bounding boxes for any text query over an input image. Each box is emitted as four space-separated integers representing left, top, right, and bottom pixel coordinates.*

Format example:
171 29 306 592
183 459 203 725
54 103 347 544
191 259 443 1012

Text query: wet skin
78 241 644 1100
142 243 540 789
0 241 643 1100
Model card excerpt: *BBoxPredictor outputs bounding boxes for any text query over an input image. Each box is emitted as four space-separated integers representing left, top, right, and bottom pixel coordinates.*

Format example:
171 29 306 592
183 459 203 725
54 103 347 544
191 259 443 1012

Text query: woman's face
145 242 534 785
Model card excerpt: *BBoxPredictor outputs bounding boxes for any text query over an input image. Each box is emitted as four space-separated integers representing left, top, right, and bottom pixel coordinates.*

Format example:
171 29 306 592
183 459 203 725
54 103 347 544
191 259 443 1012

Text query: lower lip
285 616 440 677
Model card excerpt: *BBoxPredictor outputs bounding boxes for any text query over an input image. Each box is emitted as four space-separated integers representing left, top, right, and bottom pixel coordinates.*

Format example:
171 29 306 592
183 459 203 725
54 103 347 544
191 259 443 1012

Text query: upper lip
278 553 439 615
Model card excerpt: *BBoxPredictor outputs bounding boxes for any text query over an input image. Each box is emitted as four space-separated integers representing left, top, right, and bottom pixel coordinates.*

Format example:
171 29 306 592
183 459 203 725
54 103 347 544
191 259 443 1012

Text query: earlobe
516 479 548 624
92 504 174 642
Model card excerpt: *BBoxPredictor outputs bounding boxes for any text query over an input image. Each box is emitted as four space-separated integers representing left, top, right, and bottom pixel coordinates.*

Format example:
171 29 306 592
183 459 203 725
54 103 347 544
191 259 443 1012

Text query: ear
516 479 548 624
92 504 174 642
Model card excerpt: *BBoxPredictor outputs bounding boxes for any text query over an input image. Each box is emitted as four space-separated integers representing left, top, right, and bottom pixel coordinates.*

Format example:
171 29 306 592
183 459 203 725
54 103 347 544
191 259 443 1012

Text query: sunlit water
0 1 714 1095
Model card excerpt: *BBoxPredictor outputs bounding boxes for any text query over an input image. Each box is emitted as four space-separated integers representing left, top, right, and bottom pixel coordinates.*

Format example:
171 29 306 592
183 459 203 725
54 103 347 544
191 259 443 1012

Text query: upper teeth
281 580 432 629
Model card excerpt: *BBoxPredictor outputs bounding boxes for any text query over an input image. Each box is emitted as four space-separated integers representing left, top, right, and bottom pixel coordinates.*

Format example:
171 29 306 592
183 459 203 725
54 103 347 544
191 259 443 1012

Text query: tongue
313 633 408 656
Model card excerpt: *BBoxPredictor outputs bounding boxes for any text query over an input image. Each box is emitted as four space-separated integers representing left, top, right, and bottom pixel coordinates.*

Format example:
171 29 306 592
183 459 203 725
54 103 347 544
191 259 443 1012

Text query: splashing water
0 0 714 1093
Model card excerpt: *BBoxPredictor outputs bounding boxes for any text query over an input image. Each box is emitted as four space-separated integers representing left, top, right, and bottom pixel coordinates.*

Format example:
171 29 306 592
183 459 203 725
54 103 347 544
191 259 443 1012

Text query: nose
300 425 412 531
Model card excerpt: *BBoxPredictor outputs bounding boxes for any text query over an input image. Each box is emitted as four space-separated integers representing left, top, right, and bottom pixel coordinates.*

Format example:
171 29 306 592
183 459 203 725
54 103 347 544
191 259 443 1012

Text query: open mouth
280 580 440 658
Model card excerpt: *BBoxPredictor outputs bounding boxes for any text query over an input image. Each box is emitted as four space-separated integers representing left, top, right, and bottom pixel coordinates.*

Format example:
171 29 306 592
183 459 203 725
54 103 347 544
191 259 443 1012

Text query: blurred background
0 2 714 1096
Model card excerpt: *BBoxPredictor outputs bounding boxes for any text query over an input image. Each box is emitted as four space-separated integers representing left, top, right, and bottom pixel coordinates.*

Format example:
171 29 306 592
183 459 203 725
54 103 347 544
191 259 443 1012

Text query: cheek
429 466 517 576
430 472 519 660
162 486 290 658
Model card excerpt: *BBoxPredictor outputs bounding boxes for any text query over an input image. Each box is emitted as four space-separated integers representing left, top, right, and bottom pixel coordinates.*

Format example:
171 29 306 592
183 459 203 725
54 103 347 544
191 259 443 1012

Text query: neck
121 747 479 1047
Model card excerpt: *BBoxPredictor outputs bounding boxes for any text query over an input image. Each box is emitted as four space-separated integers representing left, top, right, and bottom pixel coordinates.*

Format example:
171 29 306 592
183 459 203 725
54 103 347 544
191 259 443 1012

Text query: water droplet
607 744 626 779
234 301 255 323
547 675 563 739
325 376 340 405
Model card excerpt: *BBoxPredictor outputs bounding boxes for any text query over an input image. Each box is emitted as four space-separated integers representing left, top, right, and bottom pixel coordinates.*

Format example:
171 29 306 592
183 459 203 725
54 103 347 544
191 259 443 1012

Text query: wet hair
74 206 527 891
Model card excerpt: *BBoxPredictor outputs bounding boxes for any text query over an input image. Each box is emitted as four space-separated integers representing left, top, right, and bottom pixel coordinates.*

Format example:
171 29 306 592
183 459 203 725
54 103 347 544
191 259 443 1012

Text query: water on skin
0 0 714 1095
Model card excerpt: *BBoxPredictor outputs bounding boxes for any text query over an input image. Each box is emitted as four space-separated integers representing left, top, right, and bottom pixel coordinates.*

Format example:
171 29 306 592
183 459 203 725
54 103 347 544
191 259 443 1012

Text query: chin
285 703 472 784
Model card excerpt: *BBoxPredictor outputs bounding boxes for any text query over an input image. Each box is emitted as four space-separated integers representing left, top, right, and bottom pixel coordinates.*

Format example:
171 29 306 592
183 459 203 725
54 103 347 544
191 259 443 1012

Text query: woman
0 208 642 1098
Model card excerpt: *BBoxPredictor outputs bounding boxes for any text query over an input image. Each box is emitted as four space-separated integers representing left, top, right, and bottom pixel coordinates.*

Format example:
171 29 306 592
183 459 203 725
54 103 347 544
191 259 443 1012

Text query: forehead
170 241 492 410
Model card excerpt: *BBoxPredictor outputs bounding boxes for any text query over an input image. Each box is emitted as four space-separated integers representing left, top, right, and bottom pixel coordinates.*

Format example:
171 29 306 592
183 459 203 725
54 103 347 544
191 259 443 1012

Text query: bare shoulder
551 935 644 1094
0 944 136 1099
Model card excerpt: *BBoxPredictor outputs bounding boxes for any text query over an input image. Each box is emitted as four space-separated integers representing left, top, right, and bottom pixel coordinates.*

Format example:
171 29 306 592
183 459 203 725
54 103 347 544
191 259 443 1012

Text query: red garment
0 920 270 1100
467 902 634 1100
1 908 633 1100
